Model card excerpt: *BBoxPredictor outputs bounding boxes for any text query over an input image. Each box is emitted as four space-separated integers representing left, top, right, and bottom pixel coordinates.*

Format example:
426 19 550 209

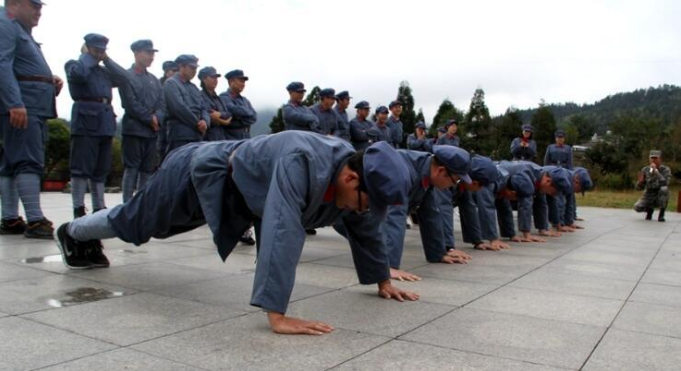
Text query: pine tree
415 109 425 124
302 86 321 107
268 107 285 133
493 107 523 160
429 99 464 137
531 101 557 164
463 88 493 155
396 81 417 147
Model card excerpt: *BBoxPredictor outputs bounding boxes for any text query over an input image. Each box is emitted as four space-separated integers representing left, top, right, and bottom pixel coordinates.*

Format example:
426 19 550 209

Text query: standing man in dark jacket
65 33 129 219
282 81 319 132
219 69 256 140
511 124 537 161
333 90 351 141
198 66 231 141
387 100 403 148
310 88 340 136
119 39 164 203
157 61 178 162
0 0 62 238
349 101 374 150
163 54 209 153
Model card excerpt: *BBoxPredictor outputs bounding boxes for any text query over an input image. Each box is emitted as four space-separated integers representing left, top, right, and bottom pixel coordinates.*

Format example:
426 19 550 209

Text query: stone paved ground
1 193 680 371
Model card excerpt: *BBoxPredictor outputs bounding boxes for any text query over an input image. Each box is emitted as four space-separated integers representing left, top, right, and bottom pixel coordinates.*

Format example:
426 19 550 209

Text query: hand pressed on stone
378 280 420 302
390 268 422 282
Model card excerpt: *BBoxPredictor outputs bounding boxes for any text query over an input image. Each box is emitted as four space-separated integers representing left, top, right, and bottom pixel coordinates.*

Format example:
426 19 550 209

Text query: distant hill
514 84 681 133
251 107 278 136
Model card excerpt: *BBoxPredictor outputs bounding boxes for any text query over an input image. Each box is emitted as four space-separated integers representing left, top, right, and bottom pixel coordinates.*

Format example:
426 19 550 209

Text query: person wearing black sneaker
1 0 61 240
54 132 419 335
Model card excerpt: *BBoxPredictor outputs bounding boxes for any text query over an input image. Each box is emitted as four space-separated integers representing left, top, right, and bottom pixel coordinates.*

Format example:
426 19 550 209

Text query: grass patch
577 185 680 211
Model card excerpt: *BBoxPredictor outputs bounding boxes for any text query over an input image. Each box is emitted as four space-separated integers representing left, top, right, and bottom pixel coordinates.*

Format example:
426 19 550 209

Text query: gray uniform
544 144 573 169
65 53 128 181
0 7 57 223
381 151 450 267
373 123 392 144
68 132 391 315
634 165 671 212
219 88 256 140
407 134 433 153
333 106 350 141
511 137 537 161
201 90 231 141
163 74 210 153
387 116 403 148
119 65 165 202
436 134 460 147
282 101 319 132
310 103 339 136
349 118 374 150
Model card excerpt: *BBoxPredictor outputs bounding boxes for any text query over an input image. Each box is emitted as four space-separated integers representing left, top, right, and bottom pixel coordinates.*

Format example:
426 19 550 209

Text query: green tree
492 107 523 160
610 114 663 161
564 114 595 143
415 109 425 124
302 86 321 107
463 88 493 155
396 81 416 147
44 119 70 180
531 101 557 164
429 99 464 137
565 125 579 146
268 107 285 133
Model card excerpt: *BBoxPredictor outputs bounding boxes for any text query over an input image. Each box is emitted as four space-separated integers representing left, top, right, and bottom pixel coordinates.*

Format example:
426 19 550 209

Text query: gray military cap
649 150 662 158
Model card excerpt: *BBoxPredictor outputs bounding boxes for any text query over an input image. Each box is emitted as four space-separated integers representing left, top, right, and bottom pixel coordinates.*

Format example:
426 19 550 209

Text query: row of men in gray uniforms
279 82 404 149
59 35 259 219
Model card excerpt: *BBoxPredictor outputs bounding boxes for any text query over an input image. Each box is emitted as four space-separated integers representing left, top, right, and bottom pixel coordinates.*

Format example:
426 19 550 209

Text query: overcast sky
32 0 681 122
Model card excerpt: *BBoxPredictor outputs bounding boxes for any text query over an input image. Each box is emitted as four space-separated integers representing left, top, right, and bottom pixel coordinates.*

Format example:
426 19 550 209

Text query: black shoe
658 209 666 222
55 223 92 270
74 206 87 219
87 239 110 268
24 218 54 240
0 217 27 235
645 209 653 220
305 229 317 236
239 230 256 246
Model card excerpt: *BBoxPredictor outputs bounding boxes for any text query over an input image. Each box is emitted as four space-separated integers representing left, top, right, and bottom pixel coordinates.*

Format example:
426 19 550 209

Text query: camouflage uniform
634 164 671 214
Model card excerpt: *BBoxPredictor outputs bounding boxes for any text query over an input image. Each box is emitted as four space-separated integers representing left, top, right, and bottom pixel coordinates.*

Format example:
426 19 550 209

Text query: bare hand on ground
390 268 422 282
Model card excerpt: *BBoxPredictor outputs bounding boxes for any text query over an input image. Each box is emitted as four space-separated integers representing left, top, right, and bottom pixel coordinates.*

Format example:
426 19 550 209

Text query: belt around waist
76 98 111 104
224 127 249 132
16 75 53 84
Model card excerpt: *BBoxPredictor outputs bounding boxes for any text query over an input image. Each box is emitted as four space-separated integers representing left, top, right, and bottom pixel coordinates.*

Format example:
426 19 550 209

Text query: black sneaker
239 229 256 246
645 209 653 220
24 218 55 240
305 229 317 236
0 217 27 235
86 239 110 268
55 223 93 270
74 206 87 219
